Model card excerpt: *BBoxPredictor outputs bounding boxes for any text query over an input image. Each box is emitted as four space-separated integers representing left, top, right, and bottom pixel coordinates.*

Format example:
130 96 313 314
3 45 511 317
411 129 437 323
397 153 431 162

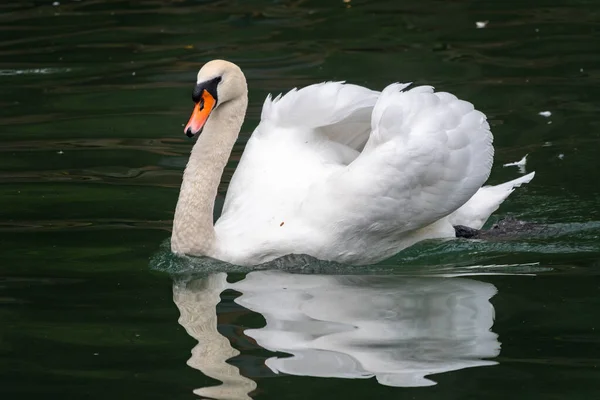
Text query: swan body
171 60 534 266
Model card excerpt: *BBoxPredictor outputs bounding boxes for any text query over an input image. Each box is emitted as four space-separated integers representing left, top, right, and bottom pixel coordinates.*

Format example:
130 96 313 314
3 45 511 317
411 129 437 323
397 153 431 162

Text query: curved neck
171 95 247 256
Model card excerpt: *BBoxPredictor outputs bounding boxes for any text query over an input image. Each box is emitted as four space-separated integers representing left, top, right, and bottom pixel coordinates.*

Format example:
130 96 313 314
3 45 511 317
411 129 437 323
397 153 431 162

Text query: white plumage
172 60 535 266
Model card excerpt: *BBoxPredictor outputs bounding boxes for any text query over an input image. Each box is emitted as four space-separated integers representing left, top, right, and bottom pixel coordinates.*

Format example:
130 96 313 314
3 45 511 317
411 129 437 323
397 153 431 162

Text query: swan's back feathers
261 81 380 150
366 84 494 212
217 81 496 265
300 83 494 259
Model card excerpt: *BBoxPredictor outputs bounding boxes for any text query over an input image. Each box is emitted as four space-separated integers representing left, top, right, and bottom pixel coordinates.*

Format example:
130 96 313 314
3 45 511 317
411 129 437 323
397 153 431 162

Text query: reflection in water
173 271 500 398
174 273 257 400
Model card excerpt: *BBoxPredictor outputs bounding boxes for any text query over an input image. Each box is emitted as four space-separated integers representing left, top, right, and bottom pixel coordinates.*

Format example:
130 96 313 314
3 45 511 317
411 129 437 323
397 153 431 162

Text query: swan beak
184 90 216 138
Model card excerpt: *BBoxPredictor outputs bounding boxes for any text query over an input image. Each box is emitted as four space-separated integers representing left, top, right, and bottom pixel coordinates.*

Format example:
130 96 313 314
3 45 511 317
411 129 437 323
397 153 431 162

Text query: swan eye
192 76 222 104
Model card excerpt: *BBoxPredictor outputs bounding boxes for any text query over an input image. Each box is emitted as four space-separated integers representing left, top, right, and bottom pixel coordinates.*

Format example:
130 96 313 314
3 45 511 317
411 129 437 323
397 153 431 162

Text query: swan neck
171 95 247 255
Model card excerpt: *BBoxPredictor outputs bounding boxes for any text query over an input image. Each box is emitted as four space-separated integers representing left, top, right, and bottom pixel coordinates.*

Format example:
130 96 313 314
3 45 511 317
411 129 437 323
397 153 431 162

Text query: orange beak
184 90 216 137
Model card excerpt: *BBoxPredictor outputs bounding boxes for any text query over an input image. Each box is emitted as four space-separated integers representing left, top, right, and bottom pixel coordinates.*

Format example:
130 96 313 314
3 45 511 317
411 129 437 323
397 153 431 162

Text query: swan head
184 60 247 137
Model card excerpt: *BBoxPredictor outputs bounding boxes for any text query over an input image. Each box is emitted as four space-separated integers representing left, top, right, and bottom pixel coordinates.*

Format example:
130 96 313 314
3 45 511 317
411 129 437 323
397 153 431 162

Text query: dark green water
2 0 600 398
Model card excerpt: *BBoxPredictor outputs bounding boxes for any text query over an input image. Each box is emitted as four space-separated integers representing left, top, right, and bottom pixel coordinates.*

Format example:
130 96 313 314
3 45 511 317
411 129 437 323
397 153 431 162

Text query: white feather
209 81 533 265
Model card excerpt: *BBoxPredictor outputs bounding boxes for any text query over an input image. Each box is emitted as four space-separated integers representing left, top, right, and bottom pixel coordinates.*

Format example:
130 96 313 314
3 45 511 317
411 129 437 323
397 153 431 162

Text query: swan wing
301 84 494 254
260 81 380 150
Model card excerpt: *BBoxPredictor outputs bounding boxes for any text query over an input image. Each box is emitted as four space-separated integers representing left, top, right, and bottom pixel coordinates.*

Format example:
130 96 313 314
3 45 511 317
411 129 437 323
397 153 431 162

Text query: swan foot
453 225 480 239
455 217 544 240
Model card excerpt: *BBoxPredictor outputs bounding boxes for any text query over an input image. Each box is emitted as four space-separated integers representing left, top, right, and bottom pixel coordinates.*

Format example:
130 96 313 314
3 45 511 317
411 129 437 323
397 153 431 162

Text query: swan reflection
173 271 500 398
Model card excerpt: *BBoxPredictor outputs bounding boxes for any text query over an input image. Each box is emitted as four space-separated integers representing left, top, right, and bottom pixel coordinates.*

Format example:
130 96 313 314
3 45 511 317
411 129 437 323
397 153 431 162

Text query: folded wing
301 84 494 244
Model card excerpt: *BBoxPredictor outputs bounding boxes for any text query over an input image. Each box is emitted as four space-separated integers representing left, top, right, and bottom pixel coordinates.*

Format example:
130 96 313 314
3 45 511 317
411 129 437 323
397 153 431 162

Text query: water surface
1 0 600 399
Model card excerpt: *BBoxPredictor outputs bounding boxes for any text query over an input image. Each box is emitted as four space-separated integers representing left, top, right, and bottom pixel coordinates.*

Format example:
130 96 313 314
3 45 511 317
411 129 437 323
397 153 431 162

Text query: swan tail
448 171 535 229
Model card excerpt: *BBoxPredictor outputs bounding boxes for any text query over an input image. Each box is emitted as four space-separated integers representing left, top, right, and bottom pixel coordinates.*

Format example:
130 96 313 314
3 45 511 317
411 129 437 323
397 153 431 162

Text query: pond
1 0 600 399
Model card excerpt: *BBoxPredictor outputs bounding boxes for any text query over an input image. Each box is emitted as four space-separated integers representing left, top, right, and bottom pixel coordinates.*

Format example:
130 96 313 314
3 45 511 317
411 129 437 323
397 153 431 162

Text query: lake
1 0 600 399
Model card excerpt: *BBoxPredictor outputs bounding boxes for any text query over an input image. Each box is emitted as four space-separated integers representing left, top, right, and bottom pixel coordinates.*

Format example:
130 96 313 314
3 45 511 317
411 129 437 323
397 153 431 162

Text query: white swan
171 60 534 266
